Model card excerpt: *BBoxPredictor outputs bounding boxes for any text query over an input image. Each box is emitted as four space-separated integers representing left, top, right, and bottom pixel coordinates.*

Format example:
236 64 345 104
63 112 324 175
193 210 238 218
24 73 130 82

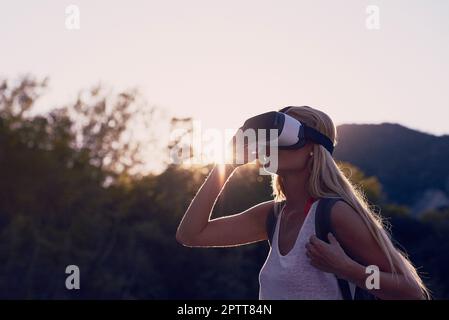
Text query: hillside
334 123 449 215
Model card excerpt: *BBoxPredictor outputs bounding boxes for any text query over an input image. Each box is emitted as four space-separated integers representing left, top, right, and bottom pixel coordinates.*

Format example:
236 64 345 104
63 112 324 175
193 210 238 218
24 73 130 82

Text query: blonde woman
176 106 429 300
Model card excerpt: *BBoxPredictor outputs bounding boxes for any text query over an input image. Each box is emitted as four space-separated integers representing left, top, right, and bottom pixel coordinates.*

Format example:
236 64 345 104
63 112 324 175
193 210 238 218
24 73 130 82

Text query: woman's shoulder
328 199 365 233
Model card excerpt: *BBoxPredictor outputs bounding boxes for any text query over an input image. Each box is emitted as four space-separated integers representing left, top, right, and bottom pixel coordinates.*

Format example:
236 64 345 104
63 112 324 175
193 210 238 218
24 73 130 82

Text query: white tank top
258 200 343 300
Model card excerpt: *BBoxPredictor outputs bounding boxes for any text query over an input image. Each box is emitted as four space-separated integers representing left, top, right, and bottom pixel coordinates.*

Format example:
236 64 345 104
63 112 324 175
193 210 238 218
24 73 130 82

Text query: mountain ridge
334 122 449 215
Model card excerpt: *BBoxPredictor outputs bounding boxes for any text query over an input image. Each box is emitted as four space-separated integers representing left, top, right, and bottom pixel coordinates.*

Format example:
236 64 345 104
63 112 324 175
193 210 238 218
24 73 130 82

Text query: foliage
0 76 448 299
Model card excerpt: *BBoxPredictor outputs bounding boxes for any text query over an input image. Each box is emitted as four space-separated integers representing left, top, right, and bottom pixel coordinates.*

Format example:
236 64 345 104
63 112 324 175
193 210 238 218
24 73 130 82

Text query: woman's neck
280 170 311 209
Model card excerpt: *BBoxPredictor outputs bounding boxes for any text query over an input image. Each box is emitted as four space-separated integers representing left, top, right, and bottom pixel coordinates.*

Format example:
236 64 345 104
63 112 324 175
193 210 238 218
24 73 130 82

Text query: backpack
266 197 376 300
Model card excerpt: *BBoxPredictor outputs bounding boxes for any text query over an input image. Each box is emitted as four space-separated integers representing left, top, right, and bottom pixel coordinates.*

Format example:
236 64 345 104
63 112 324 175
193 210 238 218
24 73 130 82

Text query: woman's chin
261 162 282 174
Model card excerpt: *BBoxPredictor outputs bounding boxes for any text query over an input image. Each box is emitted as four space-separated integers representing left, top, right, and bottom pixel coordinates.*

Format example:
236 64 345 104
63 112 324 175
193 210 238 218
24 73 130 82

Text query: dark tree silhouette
0 75 447 299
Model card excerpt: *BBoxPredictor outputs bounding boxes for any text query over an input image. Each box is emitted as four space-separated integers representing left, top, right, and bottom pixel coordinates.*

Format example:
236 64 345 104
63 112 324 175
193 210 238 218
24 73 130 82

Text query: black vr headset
239 106 334 155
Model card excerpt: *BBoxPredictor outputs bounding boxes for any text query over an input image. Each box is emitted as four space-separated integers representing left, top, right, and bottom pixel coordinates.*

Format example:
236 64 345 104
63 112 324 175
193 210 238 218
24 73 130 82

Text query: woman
176 106 429 300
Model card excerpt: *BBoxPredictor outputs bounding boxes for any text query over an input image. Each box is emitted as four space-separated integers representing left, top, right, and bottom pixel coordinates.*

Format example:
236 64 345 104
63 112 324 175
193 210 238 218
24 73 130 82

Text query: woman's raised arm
176 164 272 248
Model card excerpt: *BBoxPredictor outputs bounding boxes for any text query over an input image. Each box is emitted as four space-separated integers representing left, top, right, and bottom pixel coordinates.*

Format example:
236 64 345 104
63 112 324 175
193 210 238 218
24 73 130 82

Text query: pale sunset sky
1 0 448 141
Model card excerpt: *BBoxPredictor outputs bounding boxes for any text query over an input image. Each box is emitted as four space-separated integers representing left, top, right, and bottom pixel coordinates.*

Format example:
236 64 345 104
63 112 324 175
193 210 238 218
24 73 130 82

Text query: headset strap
279 106 334 155
303 125 334 155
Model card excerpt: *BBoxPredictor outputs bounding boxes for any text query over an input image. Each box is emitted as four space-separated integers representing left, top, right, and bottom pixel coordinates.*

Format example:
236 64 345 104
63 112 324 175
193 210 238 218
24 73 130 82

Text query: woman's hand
226 129 260 169
305 233 355 278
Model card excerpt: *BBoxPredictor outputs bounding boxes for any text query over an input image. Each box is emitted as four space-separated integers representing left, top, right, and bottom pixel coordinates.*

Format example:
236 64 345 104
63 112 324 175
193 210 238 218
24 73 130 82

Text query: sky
1 0 448 142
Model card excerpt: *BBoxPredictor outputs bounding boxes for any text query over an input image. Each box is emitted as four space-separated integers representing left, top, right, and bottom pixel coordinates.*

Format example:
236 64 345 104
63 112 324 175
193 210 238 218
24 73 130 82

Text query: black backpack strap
266 207 276 246
266 201 286 246
315 197 377 300
315 197 354 300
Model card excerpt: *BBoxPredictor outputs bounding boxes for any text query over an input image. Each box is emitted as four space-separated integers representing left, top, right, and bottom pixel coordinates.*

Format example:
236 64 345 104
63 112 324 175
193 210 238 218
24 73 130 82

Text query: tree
338 161 384 204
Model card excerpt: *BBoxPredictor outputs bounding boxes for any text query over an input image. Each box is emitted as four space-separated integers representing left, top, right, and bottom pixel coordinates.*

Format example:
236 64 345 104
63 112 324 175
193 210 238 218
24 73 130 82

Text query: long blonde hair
271 106 429 298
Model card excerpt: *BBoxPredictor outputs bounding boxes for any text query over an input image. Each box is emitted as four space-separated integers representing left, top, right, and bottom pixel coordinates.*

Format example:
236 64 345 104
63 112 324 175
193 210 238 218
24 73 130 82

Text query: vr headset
239 106 334 155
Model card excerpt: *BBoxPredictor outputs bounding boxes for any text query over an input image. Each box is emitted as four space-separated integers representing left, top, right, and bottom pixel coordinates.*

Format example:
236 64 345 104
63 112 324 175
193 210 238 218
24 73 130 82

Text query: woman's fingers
229 134 258 166
327 232 340 247
308 235 329 253
305 242 321 260
227 125 269 168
